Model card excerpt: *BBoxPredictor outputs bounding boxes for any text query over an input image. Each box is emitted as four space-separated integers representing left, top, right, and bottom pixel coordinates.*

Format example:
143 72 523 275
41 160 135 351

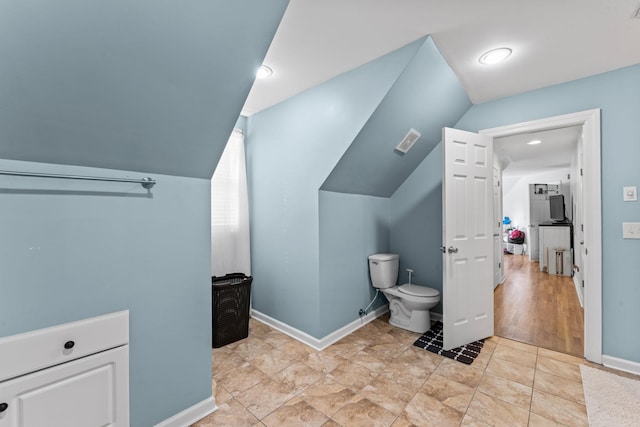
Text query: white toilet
368 253 440 334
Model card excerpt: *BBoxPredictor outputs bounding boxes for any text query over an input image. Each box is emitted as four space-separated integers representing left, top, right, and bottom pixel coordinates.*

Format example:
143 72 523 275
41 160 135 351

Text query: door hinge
499 262 501 268
581 224 584 232
580 168 583 176
585 248 588 255
567 173 571 180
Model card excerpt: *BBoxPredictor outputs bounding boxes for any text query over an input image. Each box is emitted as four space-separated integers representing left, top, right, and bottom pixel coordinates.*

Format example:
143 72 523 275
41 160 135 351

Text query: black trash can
211 273 252 348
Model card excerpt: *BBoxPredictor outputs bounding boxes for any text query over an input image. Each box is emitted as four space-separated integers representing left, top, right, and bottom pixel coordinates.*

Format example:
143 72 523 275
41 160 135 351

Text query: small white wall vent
395 129 421 154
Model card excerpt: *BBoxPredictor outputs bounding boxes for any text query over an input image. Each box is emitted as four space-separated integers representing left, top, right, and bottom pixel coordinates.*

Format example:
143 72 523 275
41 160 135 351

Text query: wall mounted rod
0 170 156 189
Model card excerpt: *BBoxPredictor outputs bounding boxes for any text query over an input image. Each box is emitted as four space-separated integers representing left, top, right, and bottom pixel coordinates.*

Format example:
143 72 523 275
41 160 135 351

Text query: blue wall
0 0 288 179
391 64 640 363
390 143 443 312
246 41 418 337
318 191 390 336
322 37 471 197
0 160 211 426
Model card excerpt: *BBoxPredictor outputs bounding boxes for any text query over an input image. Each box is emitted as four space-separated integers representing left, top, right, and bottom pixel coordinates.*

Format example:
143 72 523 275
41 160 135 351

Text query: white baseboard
601 355 640 376
154 396 217 427
250 305 389 351
573 276 584 308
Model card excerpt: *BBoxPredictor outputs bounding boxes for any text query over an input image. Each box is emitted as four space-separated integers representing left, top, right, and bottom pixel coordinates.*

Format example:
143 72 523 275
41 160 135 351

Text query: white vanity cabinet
0 311 129 427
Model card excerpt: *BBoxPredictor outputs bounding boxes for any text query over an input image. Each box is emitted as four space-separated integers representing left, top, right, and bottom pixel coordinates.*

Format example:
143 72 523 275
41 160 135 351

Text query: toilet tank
368 253 399 289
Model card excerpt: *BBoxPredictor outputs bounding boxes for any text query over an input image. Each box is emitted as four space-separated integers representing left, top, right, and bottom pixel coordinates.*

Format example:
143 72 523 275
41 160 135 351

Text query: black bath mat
413 321 484 365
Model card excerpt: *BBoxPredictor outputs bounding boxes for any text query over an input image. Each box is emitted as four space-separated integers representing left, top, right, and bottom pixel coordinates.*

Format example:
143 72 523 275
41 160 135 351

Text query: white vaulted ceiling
242 0 640 116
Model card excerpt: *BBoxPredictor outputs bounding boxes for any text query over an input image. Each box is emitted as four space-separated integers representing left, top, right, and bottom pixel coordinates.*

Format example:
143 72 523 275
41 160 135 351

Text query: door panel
443 127 494 350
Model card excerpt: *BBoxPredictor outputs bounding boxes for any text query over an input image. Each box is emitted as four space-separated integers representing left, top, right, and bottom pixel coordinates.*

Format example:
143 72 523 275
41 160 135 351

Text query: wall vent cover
395 129 421 154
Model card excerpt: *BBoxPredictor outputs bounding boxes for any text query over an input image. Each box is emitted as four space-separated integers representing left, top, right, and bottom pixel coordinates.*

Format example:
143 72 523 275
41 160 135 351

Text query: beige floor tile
536 356 582 382
321 420 342 427
537 347 586 366
419 373 475 413
367 341 409 360
280 340 316 360
533 369 585 404
192 399 261 426
327 359 378 390
324 340 367 359
234 336 277 361
465 391 530 427
213 351 246 376
358 375 416 415
387 325 422 343
298 377 356 417
498 337 538 354
471 350 492 369
235 377 298 420
530 390 588 426
477 372 532 409
302 351 347 374
212 379 233 405
432 357 484 388
485 356 535 387
350 348 391 374
215 362 270 396
332 396 398 427
271 361 323 394
378 362 429 393
394 346 442 373
261 330 296 348
486 335 501 344
252 346 297 376
481 340 497 354
402 391 464 427
459 413 492 426
249 319 273 336
527 412 568 426
390 416 417 427
262 397 329 427
492 343 538 368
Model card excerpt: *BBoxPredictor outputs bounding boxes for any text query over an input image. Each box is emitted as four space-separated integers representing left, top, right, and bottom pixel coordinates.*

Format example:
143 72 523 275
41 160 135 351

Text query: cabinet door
0 346 128 427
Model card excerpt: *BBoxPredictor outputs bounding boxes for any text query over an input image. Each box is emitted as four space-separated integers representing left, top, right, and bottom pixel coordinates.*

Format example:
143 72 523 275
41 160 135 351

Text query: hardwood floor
494 253 584 357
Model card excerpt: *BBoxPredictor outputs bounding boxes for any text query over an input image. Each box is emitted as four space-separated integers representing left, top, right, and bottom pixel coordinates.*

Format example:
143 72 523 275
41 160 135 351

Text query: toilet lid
398 284 439 297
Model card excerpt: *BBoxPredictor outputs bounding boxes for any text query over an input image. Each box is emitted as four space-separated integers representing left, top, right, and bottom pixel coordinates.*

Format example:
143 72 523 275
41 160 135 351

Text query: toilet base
388 300 432 333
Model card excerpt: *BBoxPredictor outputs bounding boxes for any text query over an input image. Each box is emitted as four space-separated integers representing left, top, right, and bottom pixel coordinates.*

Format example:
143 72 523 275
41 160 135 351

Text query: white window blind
211 129 251 276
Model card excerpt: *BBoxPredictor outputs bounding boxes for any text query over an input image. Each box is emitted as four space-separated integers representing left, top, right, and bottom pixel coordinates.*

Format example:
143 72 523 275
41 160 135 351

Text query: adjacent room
1 1 640 426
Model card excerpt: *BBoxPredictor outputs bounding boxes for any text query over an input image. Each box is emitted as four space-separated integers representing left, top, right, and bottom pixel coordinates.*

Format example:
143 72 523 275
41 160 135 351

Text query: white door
492 165 503 287
442 127 494 350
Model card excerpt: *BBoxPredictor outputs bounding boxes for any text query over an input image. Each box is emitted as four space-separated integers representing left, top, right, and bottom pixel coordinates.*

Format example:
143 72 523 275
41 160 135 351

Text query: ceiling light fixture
256 65 273 79
527 139 542 145
479 47 512 65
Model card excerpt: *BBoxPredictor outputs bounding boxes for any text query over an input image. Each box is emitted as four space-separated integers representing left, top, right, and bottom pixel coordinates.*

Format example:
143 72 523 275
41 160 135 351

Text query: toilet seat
398 284 439 297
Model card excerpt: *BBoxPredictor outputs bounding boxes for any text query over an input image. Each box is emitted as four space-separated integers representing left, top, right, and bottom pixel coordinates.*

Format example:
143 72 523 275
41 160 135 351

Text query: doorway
481 109 602 363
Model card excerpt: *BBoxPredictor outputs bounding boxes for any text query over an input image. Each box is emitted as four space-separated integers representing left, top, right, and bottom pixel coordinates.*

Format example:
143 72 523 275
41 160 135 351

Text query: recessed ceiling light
527 139 542 145
256 65 273 79
479 48 512 65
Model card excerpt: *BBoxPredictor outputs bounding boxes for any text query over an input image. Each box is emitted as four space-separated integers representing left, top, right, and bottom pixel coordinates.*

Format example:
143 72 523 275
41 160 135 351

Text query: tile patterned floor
193 315 597 427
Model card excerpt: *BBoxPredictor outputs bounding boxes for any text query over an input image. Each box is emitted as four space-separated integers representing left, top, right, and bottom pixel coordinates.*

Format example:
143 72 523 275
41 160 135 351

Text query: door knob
440 246 446 253
448 246 459 254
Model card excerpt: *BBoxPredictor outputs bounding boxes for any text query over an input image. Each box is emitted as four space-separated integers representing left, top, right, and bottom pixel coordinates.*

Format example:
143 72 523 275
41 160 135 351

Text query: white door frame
480 109 601 363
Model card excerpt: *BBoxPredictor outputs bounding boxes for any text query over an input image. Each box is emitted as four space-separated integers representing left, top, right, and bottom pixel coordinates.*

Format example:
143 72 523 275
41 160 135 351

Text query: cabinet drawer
0 345 129 427
0 311 128 382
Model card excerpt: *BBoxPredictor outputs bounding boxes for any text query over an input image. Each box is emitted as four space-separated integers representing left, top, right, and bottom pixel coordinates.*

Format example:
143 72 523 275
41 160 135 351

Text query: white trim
251 305 389 351
573 275 584 308
602 355 640 376
154 396 217 427
481 108 602 364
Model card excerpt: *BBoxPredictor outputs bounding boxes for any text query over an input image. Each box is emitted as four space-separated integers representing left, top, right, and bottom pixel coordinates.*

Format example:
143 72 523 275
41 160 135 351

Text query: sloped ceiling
321 36 471 197
0 1 288 179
